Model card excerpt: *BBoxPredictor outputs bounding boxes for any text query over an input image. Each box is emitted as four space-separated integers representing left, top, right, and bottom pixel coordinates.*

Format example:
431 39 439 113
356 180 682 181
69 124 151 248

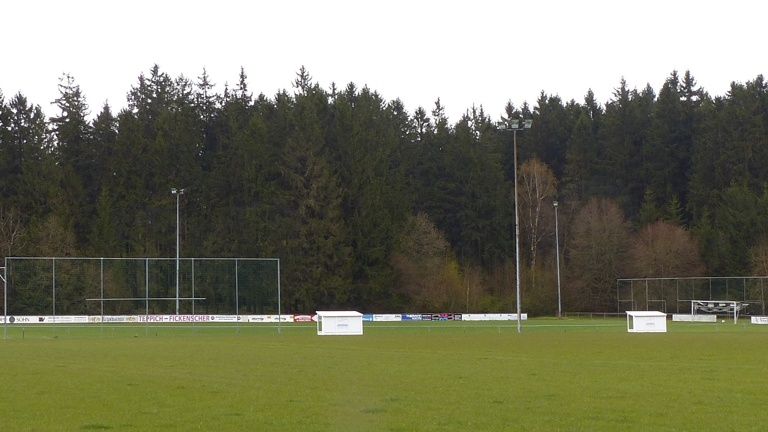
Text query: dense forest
1 65 767 314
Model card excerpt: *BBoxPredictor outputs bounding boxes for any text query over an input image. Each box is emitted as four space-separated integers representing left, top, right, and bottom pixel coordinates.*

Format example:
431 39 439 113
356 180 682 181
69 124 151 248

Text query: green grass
1 319 768 431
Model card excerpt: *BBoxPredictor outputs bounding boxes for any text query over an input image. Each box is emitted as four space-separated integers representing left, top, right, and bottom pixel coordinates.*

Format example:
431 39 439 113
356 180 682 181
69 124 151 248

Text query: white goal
691 300 749 324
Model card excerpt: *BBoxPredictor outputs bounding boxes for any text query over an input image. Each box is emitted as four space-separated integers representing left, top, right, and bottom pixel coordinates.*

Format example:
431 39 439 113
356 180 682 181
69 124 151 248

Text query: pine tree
273 70 352 311
50 73 95 248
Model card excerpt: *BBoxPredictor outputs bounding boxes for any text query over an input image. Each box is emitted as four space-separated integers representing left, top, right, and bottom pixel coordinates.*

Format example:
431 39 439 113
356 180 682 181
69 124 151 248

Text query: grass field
1 319 767 431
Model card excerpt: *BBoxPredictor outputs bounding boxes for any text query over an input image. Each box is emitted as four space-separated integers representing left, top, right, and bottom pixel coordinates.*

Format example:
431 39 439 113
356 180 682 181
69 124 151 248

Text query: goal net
692 300 749 324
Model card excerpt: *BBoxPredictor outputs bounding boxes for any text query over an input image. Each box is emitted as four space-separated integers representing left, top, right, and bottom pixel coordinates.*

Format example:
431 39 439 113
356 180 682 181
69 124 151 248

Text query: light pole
554 200 562 318
171 188 185 315
498 118 532 333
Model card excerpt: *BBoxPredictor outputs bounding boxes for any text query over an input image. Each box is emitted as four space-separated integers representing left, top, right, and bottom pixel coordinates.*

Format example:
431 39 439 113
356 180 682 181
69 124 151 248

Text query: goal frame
691 300 748 324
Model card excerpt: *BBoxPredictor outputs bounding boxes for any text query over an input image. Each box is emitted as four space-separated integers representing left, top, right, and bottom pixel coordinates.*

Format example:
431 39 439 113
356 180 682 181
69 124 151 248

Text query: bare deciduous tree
568 198 630 311
391 213 462 311
628 221 705 277
0 207 25 261
750 238 768 276
519 157 557 291
28 214 77 257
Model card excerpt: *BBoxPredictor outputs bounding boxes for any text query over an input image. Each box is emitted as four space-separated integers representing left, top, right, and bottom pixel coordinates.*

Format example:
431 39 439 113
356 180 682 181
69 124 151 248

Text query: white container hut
626 311 667 333
316 311 363 335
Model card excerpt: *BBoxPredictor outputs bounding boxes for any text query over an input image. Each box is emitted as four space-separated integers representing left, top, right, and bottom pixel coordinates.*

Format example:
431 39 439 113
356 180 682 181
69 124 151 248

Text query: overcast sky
3 0 764 123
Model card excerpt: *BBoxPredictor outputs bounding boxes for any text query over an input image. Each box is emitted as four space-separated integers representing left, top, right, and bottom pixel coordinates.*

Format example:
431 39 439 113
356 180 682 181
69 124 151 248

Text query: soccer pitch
1 319 767 431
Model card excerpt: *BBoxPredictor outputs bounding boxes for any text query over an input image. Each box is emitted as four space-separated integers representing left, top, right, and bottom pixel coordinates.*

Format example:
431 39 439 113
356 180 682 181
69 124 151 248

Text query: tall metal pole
554 200 562 318
3 260 7 340
172 188 184 315
176 191 180 315
499 118 531 333
513 129 522 333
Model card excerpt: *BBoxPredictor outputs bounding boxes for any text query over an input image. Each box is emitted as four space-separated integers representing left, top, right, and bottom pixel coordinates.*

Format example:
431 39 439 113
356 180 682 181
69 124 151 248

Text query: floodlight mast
497 117 532 333
554 200 562 318
171 188 185 315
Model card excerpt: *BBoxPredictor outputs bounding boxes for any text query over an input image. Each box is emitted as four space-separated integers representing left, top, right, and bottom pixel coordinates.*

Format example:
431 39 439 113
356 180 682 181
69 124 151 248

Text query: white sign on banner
88 316 140 323
137 315 232 323
751 316 768 324
462 313 527 321
246 315 293 323
373 314 402 322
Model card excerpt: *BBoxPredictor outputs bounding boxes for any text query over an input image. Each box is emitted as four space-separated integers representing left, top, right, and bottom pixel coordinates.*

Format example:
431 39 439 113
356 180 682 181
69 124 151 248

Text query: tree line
1 66 767 314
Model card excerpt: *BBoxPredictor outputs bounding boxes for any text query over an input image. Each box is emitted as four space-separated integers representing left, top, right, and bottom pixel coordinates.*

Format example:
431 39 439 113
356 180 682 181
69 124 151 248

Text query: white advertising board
750 316 768 324
672 314 717 322
373 314 402 322
89 316 140 323
245 315 293 323
462 313 527 321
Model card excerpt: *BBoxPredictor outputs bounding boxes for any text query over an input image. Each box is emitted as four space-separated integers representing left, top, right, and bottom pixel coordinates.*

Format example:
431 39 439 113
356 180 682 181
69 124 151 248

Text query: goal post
691 300 748 324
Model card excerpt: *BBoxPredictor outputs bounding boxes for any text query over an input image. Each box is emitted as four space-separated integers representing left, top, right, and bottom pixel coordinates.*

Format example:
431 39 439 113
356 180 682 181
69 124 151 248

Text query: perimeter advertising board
1 312 528 324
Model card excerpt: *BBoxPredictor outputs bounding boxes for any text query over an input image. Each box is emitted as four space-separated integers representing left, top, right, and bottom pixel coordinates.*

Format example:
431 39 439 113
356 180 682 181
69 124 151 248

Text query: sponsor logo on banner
401 314 422 321
46 316 89 324
421 314 433 321
293 314 315 322
373 314 401 322
462 313 527 321
247 315 292 323
95 316 139 323
137 315 223 323
751 316 768 324
362 314 374 321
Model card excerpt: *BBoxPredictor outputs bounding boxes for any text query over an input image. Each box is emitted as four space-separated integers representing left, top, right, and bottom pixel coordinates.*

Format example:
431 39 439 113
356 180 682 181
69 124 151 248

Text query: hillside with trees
1 66 767 314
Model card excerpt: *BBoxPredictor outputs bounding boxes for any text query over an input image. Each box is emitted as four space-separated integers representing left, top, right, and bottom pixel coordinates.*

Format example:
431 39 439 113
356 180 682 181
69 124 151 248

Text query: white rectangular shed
626 311 667 333
316 311 363 335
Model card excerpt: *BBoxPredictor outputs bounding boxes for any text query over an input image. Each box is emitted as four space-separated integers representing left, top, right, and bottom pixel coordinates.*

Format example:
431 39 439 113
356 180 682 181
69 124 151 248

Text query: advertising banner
672 314 716 322
5 316 42 324
136 315 239 323
245 315 293 323
88 316 139 323
1 312 528 324
462 313 527 321
4 315 90 324
751 316 768 324
372 314 401 322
